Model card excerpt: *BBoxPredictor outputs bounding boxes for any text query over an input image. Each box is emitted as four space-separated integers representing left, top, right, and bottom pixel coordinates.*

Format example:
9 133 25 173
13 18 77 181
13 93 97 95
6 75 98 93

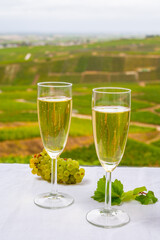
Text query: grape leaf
135 191 158 205
112 179 124 197
91 176 158 205
111 179 124 205
133 187 147 195
91 176 105 202
122 187 147 202
91 177 124 204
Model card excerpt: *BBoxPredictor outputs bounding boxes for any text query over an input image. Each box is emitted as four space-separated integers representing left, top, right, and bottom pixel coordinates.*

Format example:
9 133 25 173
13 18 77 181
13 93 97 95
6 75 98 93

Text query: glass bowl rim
93 87 131 94
37 82 72 88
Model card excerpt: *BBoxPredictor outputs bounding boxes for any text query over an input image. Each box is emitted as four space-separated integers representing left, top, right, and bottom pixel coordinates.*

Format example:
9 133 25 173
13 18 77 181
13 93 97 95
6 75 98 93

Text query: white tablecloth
0 164 160 240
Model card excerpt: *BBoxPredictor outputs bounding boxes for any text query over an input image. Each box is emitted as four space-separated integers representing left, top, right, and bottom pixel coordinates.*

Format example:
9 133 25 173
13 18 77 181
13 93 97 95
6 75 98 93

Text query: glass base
86 208 130 228
34 192 74 209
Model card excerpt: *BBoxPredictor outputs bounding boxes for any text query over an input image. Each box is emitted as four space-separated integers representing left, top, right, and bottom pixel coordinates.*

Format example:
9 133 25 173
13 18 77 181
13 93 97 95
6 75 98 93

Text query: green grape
63 176 69 182
58 173 63 180
64 170 69 177
40 165 45 170
30 149 85 184
72 160 79 169
59 161 67 169
74 171 82 183
58 166 64 175
69 169 77 175
45 169 50 175
74 171 80 178
67 163 74 171
34 158 39 164
69 175 76 184
30 158 34 164
79 168 85 177
30 163 34 168
32 169 36 174
67 158 72 163
44 174 50 181
37 171 41 176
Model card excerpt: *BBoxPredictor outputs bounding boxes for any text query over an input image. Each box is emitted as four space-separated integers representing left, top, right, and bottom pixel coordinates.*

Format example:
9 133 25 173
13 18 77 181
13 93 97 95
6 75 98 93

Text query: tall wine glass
87 87 131 228
34 82 73 209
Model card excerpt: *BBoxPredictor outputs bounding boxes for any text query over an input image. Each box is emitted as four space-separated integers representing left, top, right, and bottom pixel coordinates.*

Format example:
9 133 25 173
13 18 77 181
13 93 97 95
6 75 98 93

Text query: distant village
0 34 100 48
1 34 159 49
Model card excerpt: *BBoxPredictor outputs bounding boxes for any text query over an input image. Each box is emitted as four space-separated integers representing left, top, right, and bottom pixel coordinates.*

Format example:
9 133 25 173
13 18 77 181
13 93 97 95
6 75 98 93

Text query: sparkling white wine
92 106 130 172
38 96 72 157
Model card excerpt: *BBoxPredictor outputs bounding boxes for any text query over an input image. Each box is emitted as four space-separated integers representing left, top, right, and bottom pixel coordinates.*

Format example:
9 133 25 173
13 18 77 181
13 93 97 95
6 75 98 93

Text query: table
0 164 160 240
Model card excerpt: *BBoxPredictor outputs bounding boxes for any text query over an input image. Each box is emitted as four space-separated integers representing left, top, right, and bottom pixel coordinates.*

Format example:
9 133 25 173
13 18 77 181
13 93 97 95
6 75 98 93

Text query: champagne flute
87 87 131 228
34 82 73 209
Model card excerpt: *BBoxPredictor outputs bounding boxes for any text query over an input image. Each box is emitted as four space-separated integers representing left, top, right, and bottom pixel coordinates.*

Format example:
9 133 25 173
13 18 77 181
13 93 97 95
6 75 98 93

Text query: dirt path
130 121 160 131
72 113 91 120
72 114 160 144
72 113 160 131
0 136 94 157
146 133 160 144
128 131 160 144
0 122 38 128
137 104 160 116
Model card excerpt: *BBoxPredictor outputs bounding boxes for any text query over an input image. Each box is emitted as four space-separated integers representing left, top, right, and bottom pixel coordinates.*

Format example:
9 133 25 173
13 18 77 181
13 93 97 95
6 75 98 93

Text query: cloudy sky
0 0 160 34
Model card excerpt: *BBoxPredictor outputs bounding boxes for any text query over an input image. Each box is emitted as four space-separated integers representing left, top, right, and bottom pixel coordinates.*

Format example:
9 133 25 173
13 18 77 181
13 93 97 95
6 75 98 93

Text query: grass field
0 36 160 167
62 139 160 167
0 118 93 141
2 138 159 167
0 120 155 142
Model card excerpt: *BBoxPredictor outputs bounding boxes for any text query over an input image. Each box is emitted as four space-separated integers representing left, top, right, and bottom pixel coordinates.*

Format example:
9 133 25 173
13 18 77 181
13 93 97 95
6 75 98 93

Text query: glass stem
51 158 57 195
104 171 111 211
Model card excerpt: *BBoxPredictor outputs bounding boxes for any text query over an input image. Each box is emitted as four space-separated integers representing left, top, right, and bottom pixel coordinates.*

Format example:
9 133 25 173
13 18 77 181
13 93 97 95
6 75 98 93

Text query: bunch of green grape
30 149 85 184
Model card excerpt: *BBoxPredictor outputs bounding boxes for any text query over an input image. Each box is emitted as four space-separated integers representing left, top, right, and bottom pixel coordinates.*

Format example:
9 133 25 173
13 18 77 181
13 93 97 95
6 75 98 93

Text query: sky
0 0 160 34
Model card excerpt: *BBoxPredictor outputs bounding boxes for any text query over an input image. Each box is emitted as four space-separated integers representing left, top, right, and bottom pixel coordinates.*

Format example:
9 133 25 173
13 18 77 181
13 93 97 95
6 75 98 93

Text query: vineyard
0 37 160 166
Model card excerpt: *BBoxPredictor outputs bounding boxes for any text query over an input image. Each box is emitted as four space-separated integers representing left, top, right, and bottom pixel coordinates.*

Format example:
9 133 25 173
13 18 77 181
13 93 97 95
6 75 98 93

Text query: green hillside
0 36 160 166
1 37 160 85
